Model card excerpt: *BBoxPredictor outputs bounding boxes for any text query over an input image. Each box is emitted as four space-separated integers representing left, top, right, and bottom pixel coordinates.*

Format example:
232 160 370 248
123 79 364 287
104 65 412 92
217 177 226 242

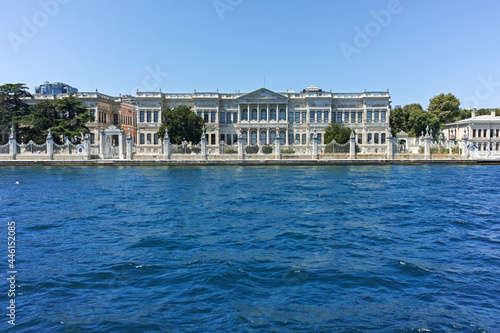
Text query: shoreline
1 159 499 166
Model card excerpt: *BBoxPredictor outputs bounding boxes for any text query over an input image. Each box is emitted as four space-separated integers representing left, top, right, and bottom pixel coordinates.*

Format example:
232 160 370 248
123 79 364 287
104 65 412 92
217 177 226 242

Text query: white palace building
135 85 391 154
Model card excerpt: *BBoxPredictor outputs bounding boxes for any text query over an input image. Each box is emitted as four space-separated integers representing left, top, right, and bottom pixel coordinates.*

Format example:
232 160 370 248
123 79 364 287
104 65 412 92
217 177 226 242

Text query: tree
389 106 409 135
19 96 92 144
324 122 352 144
428 93 460 124
157 105 204 144
0 83 32 132
407 109 440 138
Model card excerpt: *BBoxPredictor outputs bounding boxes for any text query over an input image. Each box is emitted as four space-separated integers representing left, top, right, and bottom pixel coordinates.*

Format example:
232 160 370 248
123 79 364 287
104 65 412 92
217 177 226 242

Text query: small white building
443 109 500 153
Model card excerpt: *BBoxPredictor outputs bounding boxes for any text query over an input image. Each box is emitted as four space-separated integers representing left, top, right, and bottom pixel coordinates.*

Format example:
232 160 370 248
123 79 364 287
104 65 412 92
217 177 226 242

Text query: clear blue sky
1 0 499 109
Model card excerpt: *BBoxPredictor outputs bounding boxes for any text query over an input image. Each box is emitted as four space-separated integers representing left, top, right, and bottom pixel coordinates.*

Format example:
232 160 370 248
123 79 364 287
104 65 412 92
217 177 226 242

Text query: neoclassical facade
136 85 392 153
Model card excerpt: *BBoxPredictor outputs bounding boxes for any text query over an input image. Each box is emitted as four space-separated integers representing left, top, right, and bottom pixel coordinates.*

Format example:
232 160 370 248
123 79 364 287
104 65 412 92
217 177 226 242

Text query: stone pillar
237 130 244 159
275 135 281 160
119 130 125 160
461 130 469 159
163 129 171 159
312 131 318 159
200 127 207 160
126 130 133 160
46 128 54 160
386 132 394 160
423 127 431 160
84 133 91 160
349 131 356 159
99 129 105 159
9 127 16 160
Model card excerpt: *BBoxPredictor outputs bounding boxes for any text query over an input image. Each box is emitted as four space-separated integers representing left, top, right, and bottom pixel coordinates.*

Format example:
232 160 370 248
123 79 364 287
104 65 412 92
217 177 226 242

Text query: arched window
381 133 386 144
251 109 257 121
261 109 267 121
242 109 248 121
270 131 276 143
302 134 306 144
211 134 216 145
140 133 145 144
279 131 286 145
295 134 300 144
233 134 238 144
270 109 276 120
227 135 232 145
251 131 257 145
279 109 286 120
220 134 225 143
242 131 248 144
317 133 322 144
154 133 158 145
260 131 266 144
147 133 152 144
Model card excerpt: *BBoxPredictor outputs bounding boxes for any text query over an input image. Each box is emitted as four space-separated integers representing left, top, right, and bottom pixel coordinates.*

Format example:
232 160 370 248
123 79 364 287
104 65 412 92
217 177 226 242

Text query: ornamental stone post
461 130 469 159
9 127 16 160
84 133 91 160
349 132 356 159
312 131 318 159
126 129 133 160
46 128 54 160
275 135 281 160
386 132 394 160
423 127 431 160
200 127 207 160
99 129 105 159
119 130 126 160
163 128 171 160
237 130 244 160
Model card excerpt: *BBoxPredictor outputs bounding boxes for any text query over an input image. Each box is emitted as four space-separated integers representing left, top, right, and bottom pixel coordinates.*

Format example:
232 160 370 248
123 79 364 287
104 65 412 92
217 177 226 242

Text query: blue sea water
1 165 500 332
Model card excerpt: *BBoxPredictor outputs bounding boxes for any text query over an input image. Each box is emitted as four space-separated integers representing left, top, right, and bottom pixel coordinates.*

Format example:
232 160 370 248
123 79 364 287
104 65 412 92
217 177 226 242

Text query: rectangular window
374 111 379 122
289 112 293 123
344 112 349 123
368 133 372 143
90 133 95 144
204 112 209 123
381 133 386 144
140 111 145 122
140 133 145 144
295 112 300 123
154 134 158 145
211 111 216 123
324 111 329 123
337 112 342 123
302 134 306 144
154 111 159 123
114 114 119 125
473 129 476 137
367 111 372 122
147 111 151 122
317 111 322 123
220 112 225 123
374 133 379 144
496 129 499 137
197 111 202 118
289 134 293 145
491 129 494 138
484 129 487 137
227 112 232 123
381 111 386 122
357 134 362 144
310 111 315 123
478 130 481 138
302 112 306 123
296 134 300 144
351 112 356 124
233 112 237 123
358 111 362 123
332 112 336 122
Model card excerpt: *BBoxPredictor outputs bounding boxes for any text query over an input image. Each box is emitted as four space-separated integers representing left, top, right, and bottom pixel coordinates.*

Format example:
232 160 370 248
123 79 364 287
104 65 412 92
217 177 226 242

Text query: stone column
201 127 207 160
275 135 281 160
99 130 105 159
46 128 54 160
9 127 16 160
126 130 133 160
119 130 125 160
237 130 244 159
312 131 318 159
349 132 356 159
386 132 394 160
461 130 469 159
423 127 431 160
84 134 91 160
285 128 289 146
163 129 171 159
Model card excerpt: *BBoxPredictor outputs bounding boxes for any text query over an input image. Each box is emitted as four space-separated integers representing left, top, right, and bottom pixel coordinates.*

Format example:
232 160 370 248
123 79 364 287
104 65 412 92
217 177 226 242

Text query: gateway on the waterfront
135 85 391 154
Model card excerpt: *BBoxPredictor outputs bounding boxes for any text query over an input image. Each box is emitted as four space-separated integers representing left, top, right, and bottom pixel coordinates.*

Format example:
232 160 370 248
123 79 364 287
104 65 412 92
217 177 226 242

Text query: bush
282 148 295 154
262 145 273 154
245 145 259 154
224 148 237 154
324 145 333 153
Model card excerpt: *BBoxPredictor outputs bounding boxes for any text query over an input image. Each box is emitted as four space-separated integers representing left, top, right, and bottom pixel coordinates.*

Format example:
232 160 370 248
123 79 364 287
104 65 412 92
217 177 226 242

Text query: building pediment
238 88 287 102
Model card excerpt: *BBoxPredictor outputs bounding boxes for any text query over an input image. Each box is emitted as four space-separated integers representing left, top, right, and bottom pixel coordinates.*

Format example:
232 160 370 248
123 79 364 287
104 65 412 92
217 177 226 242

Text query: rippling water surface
1 165 500 332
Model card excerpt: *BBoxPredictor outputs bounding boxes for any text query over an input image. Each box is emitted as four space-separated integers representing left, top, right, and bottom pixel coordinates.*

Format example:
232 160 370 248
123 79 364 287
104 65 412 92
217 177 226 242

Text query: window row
139 133 159 145
139 110 160 123
476 142 500 151
472 128 500 138
241 109 287 121
364 133 387 145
